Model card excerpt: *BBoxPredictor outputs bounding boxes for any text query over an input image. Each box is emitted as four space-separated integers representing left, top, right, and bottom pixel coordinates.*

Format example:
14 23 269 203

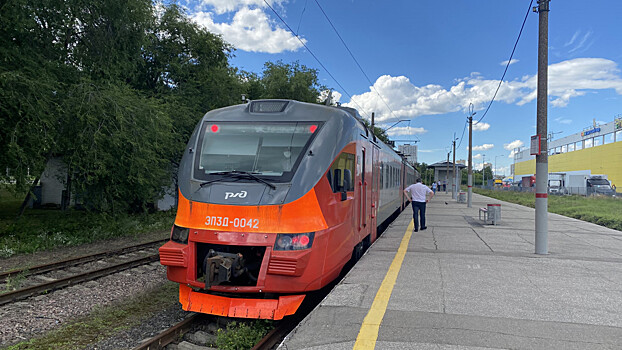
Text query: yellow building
513 117 622 188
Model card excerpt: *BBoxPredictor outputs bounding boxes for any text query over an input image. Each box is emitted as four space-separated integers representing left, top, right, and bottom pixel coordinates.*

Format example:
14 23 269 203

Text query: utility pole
467 104 475 207
534 0 550 255
445 152 449 193
452 135 457 199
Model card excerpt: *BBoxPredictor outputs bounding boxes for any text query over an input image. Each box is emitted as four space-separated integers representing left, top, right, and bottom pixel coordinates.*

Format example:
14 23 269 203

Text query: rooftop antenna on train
325 90 333 106
241 94 249 103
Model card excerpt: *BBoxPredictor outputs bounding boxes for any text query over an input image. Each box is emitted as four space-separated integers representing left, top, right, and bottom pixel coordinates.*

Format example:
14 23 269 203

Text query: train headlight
171 225 189 244
274 232 315 251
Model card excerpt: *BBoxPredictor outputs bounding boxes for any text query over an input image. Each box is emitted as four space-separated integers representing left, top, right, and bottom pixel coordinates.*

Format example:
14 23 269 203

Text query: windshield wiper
200 171 276 190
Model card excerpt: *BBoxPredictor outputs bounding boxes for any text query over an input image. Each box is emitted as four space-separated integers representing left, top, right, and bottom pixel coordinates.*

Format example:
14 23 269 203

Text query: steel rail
251 323 290 350
132 313 201 350
0 253 160 306
0 239 168 282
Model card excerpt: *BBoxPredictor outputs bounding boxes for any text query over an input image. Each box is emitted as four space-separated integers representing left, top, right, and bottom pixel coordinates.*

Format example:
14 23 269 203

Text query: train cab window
328 153 355 193
194 122 320 181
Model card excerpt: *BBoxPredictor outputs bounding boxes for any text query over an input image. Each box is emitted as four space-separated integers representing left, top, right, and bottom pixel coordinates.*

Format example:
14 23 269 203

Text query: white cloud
472 144 494 151
343 58 622 123
494 166 510 176
565 31 580 47
387 126 427 137
473 153 483 159
472 121 490 131
500 59 519 66
197 0 286 15
191 6 303 53
566 30 593 54
504 140 524 151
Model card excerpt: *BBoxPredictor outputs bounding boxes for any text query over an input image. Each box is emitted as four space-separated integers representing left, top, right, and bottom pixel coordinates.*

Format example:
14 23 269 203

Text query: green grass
2 269 28 293
0 186 175 258
474 188 622 231
2 282 180 350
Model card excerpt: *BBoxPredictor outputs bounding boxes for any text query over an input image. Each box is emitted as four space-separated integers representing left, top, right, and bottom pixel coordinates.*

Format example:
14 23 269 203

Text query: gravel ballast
0 262 178 347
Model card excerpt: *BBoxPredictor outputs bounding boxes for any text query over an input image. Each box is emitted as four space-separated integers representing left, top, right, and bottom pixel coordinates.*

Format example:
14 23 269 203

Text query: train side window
329 152 355 193
379 163 383 189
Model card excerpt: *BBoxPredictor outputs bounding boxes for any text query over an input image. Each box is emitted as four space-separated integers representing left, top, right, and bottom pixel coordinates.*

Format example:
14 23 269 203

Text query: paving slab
279 192 622 349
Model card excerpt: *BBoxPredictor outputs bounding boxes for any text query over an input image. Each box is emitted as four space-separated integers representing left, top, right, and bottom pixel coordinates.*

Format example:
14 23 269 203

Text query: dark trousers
411 201 426 230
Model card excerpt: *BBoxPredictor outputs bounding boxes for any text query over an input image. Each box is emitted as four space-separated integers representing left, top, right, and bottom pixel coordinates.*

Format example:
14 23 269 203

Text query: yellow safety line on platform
353 219 414 350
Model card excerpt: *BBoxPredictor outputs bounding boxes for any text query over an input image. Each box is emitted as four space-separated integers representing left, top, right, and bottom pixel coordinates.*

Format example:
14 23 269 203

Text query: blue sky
184 0 622 176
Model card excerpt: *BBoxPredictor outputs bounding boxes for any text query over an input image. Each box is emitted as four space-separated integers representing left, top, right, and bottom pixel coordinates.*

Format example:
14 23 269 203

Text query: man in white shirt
403 178 434 232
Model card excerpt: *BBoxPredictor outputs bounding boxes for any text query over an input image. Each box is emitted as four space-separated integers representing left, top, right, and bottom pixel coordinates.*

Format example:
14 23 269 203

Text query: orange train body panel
179 285 305 320
175 188 328 233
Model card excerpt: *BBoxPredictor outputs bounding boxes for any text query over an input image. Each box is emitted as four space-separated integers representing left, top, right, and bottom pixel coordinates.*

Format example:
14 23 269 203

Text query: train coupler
203 249 246 289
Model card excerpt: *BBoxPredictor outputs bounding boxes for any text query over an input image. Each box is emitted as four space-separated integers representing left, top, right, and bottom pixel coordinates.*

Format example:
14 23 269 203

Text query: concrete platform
279 192 622 349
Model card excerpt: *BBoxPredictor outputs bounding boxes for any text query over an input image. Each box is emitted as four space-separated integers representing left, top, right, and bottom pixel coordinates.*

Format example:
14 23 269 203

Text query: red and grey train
159 100 417 320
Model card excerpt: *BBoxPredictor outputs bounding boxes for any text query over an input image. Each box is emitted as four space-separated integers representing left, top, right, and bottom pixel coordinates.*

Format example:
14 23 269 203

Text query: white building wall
40 157 66 206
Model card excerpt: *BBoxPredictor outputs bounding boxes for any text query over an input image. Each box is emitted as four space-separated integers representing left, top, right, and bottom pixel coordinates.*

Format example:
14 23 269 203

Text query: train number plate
204 216 259 229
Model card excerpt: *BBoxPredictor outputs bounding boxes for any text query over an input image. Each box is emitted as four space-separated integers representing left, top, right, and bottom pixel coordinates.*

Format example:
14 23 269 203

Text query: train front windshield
194 122 319 180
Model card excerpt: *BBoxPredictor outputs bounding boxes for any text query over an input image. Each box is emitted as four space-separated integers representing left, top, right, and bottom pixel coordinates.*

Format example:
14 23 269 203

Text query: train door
371 145 380 241
359 147 366 233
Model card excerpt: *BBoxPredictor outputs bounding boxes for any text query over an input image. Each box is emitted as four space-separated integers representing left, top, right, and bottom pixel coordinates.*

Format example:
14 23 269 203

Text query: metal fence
474 185 619 197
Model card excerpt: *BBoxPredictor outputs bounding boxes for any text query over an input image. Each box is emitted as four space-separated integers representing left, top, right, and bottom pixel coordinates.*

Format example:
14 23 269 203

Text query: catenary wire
476 0 534 124
296 0 308 35
313 0 415 138
263 0 372 120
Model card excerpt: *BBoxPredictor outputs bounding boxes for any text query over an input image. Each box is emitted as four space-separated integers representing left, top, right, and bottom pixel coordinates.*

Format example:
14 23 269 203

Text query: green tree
483 165 493 183
58 82 172 212
0 0 175 213
260 61 323 102
139 4 241 155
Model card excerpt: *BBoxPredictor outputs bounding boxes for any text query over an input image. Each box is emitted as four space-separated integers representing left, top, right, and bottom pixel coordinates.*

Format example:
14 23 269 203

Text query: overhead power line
263 0 372 120
313 0 412 136
476 0 534 124
456 118 468 150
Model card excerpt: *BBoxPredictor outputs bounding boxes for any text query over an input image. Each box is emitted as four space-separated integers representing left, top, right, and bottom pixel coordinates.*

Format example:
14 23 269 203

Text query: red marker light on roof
309 125 318 133
210 125 219 133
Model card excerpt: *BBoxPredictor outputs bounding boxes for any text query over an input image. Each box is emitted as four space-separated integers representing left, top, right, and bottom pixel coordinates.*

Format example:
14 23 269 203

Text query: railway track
0 239 167 306
132 313 292 350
